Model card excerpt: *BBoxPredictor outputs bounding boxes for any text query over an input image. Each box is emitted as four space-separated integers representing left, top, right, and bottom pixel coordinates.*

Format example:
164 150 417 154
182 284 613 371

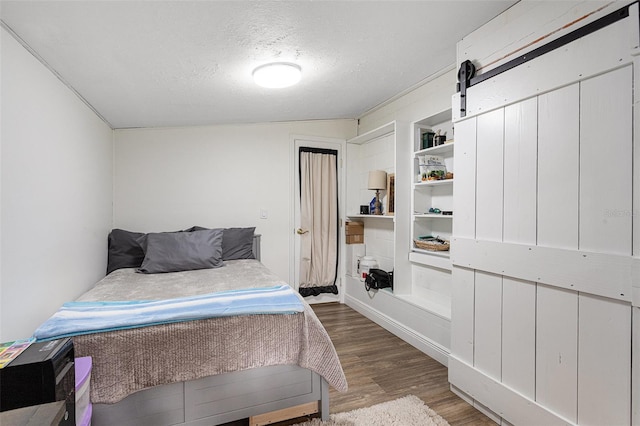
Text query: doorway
292 136 345 304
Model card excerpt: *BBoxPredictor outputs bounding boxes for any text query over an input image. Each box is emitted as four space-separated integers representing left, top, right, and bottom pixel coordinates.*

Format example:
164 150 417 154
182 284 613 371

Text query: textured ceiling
1 1 517 129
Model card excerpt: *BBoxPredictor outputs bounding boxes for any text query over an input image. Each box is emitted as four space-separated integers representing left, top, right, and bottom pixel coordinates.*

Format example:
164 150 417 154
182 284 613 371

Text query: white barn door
449 5 637 424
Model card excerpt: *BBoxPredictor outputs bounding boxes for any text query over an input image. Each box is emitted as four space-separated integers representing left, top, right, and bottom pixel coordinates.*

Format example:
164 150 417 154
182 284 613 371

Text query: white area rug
292 395 450 426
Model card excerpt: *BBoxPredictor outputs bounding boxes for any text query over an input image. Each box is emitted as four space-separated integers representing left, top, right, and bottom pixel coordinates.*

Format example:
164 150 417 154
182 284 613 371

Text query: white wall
1 27 114 341
358 67 456 133
113 120 356 282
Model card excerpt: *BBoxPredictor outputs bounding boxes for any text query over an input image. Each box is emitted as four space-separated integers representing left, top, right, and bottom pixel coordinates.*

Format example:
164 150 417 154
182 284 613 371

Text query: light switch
260 209 268 219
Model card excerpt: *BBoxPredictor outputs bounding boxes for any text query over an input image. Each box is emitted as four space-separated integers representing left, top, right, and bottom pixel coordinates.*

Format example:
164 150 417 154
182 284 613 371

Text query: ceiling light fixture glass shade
252 62 302 88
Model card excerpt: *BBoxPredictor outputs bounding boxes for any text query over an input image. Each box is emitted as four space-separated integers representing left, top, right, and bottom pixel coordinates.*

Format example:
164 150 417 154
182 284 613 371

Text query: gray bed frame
93 365 329 425
91 235 331 425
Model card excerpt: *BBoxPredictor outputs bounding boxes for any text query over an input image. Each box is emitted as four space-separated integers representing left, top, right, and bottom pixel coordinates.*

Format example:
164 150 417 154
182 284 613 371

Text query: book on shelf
417 155 446 182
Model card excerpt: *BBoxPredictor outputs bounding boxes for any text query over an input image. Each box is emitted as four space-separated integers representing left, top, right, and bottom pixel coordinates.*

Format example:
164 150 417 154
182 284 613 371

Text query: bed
35 228 347 426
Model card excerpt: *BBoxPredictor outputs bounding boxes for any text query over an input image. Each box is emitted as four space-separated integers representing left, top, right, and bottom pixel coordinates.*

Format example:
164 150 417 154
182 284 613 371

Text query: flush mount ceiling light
252 62 302 88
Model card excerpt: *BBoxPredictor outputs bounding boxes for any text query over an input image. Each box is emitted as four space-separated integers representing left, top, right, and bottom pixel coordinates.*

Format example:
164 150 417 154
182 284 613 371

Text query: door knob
296 228 309 234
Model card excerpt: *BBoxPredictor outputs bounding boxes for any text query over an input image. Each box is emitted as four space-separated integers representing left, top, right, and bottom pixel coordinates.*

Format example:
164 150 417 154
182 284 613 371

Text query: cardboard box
346 234 364 244
345 221 364 236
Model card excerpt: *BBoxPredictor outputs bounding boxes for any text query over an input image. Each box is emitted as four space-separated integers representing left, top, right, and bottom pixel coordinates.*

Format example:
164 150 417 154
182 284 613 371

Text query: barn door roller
456 2 633 118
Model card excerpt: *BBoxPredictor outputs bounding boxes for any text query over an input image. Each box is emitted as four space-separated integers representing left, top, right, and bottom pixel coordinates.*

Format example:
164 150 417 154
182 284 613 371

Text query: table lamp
368 170 387 215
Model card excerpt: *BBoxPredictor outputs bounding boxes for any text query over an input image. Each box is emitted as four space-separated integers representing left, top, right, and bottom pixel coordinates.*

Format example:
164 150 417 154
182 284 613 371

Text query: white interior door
292 136 345 304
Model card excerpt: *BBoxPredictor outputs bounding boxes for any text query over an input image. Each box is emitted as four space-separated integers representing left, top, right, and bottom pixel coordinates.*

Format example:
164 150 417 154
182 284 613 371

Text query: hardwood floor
308 302 494 425
225 302 494 426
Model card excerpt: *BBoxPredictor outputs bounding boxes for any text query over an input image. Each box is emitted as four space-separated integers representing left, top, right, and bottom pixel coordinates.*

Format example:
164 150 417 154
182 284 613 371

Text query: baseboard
344 294 450 366
448 356 573 426
473 399 503 425
451 383 501 425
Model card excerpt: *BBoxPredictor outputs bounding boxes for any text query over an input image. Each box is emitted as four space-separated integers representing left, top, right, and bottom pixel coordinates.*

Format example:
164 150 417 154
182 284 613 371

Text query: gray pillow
184 226 255 260
222 227 256 260
106 229 146 274
137 229 224 274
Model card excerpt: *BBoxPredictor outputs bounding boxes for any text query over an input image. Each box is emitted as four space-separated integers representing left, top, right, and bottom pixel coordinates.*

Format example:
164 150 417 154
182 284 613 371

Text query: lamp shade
368 170 387 190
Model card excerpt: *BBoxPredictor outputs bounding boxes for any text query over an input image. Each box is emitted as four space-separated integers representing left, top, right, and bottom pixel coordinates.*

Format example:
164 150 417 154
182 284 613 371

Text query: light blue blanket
33 285 304 341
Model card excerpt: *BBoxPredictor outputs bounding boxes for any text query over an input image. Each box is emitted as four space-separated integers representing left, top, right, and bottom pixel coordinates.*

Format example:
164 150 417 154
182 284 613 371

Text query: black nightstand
0 401 67 425
0 338 75 425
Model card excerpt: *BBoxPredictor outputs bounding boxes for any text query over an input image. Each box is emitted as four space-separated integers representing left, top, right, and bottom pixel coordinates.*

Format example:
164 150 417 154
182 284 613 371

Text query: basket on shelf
414 236 450 252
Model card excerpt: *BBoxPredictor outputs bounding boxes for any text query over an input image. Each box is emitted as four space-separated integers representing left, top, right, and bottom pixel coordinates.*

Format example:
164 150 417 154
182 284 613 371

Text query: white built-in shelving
342 110 456 366
344 122 397 275
406 109 454 319
411 111 454 260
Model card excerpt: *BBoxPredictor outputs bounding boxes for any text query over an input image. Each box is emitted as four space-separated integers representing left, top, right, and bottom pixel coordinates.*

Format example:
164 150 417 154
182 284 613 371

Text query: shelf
411 248 450 258
411 109 454 277
415 109 452 128
414 142 454 157
394 292 451 320
347 122 394 145
414 179 454 187
409 250 452 271
347 273 451 321
347 214 394 220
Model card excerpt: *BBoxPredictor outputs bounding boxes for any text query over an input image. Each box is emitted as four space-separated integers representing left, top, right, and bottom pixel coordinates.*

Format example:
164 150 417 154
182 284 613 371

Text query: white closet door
473 271 502 381
450 266 475 364
475 108 504 242
537 84 579 250
504 98 537 245
501 277 536 399
450 5 636 425
579 65 632 256
577 294 631 425
536 284 578 423
453 117 477 239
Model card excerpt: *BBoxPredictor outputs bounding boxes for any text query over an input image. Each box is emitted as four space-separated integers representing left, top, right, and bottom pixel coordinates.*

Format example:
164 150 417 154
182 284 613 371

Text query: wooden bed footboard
92 365 329 426
249 401 319 426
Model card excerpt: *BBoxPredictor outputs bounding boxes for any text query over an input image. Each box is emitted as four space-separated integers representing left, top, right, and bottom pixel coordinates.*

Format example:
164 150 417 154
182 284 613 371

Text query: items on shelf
357 256 378 280
364 268 393 291
413 235 450 252
418 155 447 182
422 208 454 216
421 130 435 149
368 170 387 215
413 209 454 215
419 129 449 149
433 129 447 146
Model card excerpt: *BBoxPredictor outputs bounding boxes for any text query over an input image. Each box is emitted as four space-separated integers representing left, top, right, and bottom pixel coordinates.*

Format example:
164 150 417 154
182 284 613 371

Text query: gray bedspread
72 260 347 404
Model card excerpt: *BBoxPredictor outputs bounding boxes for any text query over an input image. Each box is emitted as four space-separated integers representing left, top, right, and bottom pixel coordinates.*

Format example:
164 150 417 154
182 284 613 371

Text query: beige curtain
298 149 338 297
